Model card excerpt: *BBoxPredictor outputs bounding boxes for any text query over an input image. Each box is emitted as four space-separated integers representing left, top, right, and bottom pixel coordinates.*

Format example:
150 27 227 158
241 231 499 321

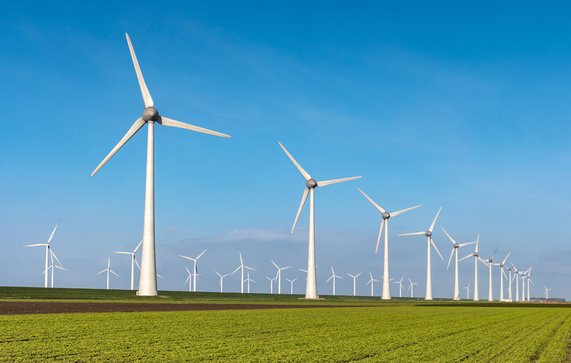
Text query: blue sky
1 1 571 298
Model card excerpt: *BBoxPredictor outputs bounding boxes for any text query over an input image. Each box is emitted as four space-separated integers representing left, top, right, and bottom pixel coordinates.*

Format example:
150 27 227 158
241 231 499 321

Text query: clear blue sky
1 1 570 298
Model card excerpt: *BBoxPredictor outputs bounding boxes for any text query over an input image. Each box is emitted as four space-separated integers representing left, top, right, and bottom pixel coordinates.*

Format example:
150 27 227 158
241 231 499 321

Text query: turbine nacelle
306 178 318 189
142 107 159 122
382 211 390 220
425 230 432 237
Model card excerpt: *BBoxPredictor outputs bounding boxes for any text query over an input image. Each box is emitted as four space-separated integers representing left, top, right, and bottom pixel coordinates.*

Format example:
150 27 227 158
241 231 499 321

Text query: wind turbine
232 252 255 293
278 142 361 300
90 33 230 297
215 271 232 293
97 257 119 290
24 224 58 288
478 255 495 301
459 234 480 301
408 278 418 298
326 266 343 296
271 260 292 295
179 249 207 292
511 264 520 302
521 269 527 302
346 273 362 297
359 189 420 300
544 286 551 299
286 278 297 294
507 265 514 302
464 283 471 300
246 271 256 293
441 227 476 301
399 209 444 300
266 276 277 294
393 276 404 298
114 239 143 291
184 267 193 291
493 252 511 302
526 268 533 302
366 272 380 297
47 249 66 288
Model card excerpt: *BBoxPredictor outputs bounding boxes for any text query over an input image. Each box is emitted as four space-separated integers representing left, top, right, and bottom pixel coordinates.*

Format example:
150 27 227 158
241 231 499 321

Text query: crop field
1 290 571 362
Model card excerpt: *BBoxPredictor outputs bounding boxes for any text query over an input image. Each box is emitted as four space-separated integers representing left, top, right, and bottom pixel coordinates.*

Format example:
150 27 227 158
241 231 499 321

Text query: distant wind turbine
233 252 255 293
544 286 550 299
441 227 475 301
494 252 511 302
215 271 232 293
346 272 362 297
114 239 143 291
464 283 471 300
266 276 277 294
286 278 297 294
278 141 361 299
184 267 193 291
366 272 380 297
478 255 495 302
97 257 119 290
271 260 292 295
246 271 256 293
179 249 207 292
326 266 343 296
400 209 444 301
24 224 58 288
459 234 480 301
45 249 66 288
393 276 405 298
359 189 420 300
90 33 230 297
408 278 418 298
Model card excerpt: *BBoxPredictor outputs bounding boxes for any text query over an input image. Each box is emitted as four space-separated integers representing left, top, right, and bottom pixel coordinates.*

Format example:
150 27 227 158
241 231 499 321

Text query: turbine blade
159 116 230 138
133 239 143 253
125 33 154 108
110 270 120 277
196 249 208 260
375 219 385 254
458 241 476 248
441 227 457 246
502 252 511 265
185 266 191 274
134 258 140 271
446 248 454 270
96 269 106 275
50 250 63 267
245 266 256 271
291 188 309 234
91 118 146 176
114 251 133 255
232 266 241 275
326 275 333 282
317 176 362 188
271 260 279 269
277 142 311 180
391 204 422 218
179 255 195 262
399 231 425 237
47 225 58 244
431 239 444 260
358 189 385 214
428 207 442 232
24 244 47 247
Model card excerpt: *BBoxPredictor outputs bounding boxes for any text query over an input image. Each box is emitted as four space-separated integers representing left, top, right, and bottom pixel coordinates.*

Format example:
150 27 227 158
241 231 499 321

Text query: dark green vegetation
1 287 571 362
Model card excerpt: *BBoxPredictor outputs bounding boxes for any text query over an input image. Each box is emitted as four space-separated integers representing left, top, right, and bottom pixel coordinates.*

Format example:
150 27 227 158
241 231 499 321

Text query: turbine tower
114 239 143 291
97 257 119 290
326 266 343 296
90 33 230 297
526 268 533 302
544 286 550 299
399 208 444 301
346 273 362 297
179 249 207 292
24 224 58 288
479 255 495 302
278 142 361 299
441 227 475 301
494 252 510 302
459 234 480 301
512 264 520 302
359 189 420 300
271 260 292 295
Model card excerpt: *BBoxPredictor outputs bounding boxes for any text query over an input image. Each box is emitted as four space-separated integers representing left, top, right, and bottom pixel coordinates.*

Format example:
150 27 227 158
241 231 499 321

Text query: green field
1 287 570 362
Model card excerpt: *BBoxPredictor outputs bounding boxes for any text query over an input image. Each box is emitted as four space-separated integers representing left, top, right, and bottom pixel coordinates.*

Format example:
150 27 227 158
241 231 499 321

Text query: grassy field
1 287 571 362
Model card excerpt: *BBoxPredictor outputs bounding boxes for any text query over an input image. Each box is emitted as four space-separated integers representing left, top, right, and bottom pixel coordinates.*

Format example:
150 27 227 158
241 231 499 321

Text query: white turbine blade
185 275 190 284
459 241 477 248
91 118 146 176
475 234 480 253
114 251 132 255
245 265 256 272
291 188 309 234
232 266 241 275
317 176 362 188
159 116 230 138
55 265 67 271
399 231 425 237
391 204 422 218
277 142 311 180
185 266 191 274
271 260 279 269
441 227 457 246
358 189 385 214
125 33 154 108
375 219 385 254
134 258 141 271
215 271 222 277
478 257 488 265
96 269 107 275
47 225 58 244
179 255 196 262
366 279 372 286
458 254 472 262
110 270 120 277
196 249 208 260
428 207 442 233
501 268 507 279
282 266 292 271
502 252 511 265
50 250 63 267
157 274 164 280
326 275 333 283
431 239 444 260
24 244 47 247
133 239 143 253
356 273 362 278
446 248 454 270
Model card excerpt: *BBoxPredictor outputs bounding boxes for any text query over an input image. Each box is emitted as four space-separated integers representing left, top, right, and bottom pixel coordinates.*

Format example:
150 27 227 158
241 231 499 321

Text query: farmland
1 288 570 362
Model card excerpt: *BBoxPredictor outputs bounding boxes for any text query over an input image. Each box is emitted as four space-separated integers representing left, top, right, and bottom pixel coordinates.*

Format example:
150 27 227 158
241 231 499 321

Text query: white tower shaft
499 267 504 301
488 263 493 301
305 189 318 299
382 221 390 300
473 256 479 301
453 248 459 300
425 237 432 300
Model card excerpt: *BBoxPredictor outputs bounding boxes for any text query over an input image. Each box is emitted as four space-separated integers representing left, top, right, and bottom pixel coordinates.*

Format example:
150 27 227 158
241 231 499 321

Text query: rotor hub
306 178 318 189
474 253 479 257
142 107 159 122
382 212 390 219
425 231 432 237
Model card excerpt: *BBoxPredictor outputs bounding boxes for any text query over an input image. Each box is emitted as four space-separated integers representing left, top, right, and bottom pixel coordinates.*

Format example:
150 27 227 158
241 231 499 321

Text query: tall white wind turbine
408 278 418 298
459 234 480 301
215 271 232 293
184 267 193 291
114 239 143 291
399 209 444 301
326 266 343 296
271 260 292 295
511 264 520 302
47 249 66 288
24 224 58 288
494 252 510 302
97 257 119 290
266 276 277 294
442 227 475 301
233 252 255 293
360 189 420 300
246 271 256 293
479 256 495 302
90 33 230 297
278 142 361 299
393 276 404 298
179 249 207 292
526 268 533 302
347 272 362 297
521 270 527 302
507 265 514 302
286 278 297 294
366 272 380 297
544 286 550 299
464 283 471 300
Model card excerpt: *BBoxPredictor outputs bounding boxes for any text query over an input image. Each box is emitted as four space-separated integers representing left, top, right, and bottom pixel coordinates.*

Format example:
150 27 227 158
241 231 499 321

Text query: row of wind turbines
23 33 546 302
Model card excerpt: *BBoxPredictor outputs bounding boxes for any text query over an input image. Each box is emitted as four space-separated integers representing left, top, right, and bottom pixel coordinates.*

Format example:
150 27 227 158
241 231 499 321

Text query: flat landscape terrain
0 287 570 362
